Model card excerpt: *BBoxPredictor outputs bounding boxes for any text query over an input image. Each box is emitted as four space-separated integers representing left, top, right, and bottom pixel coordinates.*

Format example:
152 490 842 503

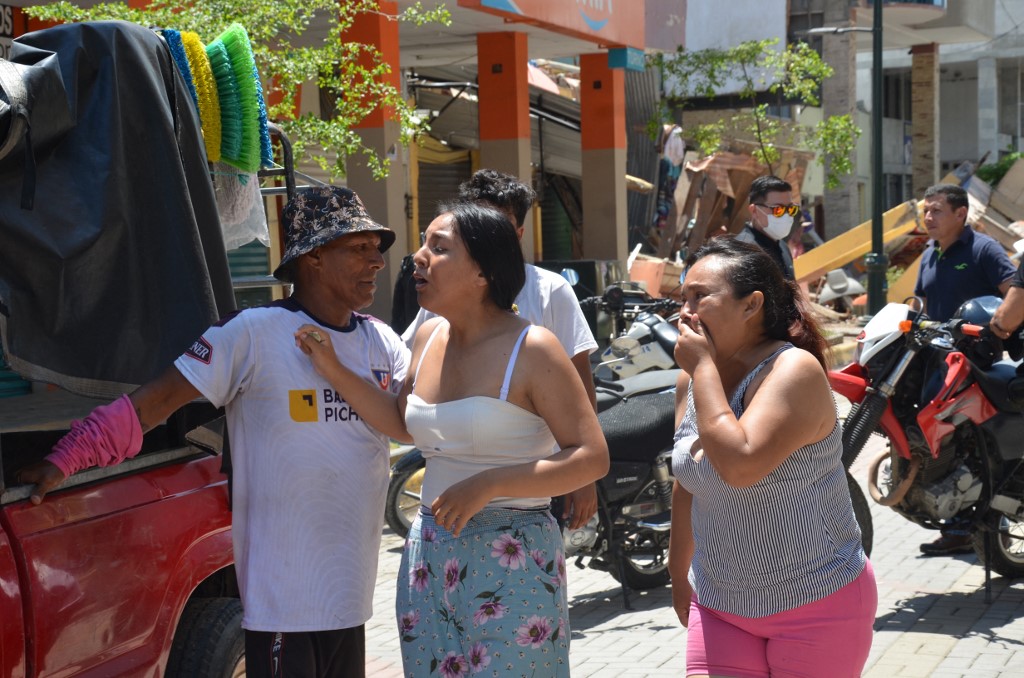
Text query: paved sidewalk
366 438 1024 676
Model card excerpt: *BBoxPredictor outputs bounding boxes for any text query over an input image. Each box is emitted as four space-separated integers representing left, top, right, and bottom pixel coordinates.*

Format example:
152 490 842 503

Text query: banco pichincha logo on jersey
288 369 392 422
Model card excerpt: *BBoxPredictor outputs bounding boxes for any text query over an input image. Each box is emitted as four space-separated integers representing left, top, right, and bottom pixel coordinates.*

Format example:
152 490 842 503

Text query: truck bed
0 390 222 504
0 389 102 433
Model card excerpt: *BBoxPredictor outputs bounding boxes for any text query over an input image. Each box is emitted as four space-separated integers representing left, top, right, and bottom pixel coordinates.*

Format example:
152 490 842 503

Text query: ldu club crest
373 369 392 390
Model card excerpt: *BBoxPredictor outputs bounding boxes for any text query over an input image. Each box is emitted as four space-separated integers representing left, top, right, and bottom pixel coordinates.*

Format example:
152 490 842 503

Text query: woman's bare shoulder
765 347 831 392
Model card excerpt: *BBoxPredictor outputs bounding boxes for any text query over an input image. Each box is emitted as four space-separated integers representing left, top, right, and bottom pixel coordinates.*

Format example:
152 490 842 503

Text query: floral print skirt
396 506 571 677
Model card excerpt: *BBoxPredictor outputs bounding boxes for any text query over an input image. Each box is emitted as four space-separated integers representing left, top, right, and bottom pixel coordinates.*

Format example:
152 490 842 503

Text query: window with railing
865 0 946 7
789 0 825 56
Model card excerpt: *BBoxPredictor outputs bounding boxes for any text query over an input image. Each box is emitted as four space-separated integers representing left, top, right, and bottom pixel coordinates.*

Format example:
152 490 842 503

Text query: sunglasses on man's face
755 203 801 218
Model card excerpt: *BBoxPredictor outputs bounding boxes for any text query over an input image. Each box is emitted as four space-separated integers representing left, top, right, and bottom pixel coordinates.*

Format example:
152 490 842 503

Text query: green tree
25 0 449 178
651 38 859 190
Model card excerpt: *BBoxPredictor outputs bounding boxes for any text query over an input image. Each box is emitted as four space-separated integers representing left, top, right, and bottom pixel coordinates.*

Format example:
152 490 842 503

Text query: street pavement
366 434 1024 677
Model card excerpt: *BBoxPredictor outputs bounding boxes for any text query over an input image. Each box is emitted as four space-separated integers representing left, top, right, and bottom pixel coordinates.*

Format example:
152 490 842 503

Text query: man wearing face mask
736 175 799 281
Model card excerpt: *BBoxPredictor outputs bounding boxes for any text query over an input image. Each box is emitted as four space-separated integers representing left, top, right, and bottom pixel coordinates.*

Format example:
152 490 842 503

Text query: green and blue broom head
205 39 242 167
161 29 199 113
182 31 221 162
215 24 267 173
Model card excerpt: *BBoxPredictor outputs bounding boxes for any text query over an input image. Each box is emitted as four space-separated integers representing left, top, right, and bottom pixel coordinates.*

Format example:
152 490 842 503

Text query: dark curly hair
691 236 830 370
457 169 536 228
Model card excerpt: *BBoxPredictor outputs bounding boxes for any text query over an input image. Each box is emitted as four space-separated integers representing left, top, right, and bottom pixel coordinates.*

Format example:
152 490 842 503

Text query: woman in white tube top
295 201 608 677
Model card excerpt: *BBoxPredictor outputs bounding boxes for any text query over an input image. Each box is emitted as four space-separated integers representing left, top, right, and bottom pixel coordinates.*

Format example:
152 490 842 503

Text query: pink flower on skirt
490 533 527 570
410 563 429 592
467 641 491 673
438 651 468 678
472 600 508 626
555 551 567 586
399 609 420 634
530 548 546 568
515 615 553 648
444 557 462 593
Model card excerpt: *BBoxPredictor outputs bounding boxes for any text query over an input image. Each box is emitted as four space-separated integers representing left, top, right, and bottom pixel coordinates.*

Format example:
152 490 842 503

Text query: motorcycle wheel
972 511 1024 578
847 471 874 557
385 463 425 539
609 525 671 590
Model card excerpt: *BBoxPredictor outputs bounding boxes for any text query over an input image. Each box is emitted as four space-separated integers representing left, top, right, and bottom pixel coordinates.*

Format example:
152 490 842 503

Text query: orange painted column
580 52 627 263
477 32 536 260
341 0 408 321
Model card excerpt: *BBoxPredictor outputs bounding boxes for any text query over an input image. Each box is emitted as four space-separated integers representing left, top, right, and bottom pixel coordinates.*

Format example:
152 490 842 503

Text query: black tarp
0 21 235 399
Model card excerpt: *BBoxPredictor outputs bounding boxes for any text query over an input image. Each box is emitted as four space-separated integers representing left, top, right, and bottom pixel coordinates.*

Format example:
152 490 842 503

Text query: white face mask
762 214 793 241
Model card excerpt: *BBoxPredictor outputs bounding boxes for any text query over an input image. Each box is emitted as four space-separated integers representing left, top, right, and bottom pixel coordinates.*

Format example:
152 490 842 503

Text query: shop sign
0 5 14 60
460 0 644 49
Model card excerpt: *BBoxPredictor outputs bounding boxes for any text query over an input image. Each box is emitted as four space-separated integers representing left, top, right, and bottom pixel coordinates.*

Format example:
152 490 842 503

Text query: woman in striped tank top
668 237 876 677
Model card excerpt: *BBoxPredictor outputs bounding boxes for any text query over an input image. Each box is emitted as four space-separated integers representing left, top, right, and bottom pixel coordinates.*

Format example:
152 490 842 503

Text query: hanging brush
217 24 268 173
161 29 199 113
205 40 242 165
181 31 221 163
252 63 273 168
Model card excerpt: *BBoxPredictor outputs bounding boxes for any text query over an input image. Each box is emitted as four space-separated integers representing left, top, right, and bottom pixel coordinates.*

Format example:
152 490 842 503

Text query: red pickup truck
0 391 241 677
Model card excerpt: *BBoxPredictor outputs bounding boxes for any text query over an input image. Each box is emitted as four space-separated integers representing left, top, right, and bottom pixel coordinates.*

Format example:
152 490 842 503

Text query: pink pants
686 560 876 678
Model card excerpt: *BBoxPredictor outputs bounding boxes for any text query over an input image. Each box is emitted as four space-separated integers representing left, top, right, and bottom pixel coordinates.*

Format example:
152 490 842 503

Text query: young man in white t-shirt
19 186 410 678
402 169 600 527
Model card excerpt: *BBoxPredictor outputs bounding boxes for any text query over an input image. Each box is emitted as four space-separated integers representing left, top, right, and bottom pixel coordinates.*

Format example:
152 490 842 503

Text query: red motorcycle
830 296 1024 579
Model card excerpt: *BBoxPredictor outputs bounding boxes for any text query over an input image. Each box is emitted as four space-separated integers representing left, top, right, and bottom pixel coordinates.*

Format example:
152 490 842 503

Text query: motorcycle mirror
609 336 642 359
560 268 580 287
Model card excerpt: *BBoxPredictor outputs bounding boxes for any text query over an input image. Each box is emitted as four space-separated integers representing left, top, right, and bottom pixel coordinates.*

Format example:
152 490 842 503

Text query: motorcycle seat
974 359 1024 413
595 370 680 414
598 391 677 463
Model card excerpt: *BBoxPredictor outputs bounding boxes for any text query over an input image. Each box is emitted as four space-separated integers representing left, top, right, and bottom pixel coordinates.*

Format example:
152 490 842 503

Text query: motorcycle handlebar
899 318 984 338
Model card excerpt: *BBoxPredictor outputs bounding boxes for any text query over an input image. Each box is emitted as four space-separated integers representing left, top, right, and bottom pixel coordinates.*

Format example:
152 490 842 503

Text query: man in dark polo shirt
736 175 798 281
915 183 1014 322
913 182 1015 556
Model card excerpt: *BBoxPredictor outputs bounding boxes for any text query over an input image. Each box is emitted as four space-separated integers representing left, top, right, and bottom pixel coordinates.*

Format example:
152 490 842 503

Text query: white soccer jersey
402 263 598 359
174 299 409 632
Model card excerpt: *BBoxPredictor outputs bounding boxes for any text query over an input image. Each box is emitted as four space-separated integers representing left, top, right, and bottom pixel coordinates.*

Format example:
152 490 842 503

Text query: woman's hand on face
431 475 494 537
674 313 713 374
294 324 338 379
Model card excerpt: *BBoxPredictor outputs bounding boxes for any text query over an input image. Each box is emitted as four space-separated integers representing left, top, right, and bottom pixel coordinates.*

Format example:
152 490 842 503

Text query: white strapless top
406 394 557 508
405 323 557 508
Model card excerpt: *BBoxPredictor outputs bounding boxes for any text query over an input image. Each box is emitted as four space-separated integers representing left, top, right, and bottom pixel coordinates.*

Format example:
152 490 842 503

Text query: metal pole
866 0 887 315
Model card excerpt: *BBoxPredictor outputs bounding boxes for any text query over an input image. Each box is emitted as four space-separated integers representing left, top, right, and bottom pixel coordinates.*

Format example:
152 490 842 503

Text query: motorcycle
385 368 680 608
830 296 1024 579
580 282 682 380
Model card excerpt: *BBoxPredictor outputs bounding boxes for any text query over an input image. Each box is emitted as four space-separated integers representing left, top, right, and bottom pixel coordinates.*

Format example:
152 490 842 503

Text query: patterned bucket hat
273 186 396 282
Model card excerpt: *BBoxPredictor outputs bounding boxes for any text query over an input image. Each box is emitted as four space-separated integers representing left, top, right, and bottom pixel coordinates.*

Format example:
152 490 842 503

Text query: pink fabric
685 560 877 678
46 394 143 477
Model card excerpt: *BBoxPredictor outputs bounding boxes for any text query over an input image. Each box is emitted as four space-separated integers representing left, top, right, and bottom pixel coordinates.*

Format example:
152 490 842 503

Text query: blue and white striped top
672 343 866 618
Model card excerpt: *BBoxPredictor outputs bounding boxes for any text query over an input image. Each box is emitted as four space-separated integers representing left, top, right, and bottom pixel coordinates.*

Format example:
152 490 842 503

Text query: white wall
940 76 979 165
664 0 788 97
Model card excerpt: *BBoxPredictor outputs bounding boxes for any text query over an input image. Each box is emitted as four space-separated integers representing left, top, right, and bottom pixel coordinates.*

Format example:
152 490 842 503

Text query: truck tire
166 597 245 678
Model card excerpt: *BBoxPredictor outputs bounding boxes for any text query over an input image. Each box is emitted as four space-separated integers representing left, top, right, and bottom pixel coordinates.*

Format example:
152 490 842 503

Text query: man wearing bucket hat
17 185 409 678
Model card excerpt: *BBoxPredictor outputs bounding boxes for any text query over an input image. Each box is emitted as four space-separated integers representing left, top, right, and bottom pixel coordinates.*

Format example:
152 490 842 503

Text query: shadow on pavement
567 583 673 631
874 581 1024 647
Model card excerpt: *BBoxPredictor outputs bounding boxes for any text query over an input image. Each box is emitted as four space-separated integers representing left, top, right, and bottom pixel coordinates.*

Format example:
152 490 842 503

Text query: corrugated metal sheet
228 241 272 309
625 67 663 251
540 180 575 260
418 161 472 232
413 73 583 180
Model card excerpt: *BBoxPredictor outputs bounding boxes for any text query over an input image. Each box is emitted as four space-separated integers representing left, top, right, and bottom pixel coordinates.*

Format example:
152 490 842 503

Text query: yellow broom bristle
181 31 221 162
